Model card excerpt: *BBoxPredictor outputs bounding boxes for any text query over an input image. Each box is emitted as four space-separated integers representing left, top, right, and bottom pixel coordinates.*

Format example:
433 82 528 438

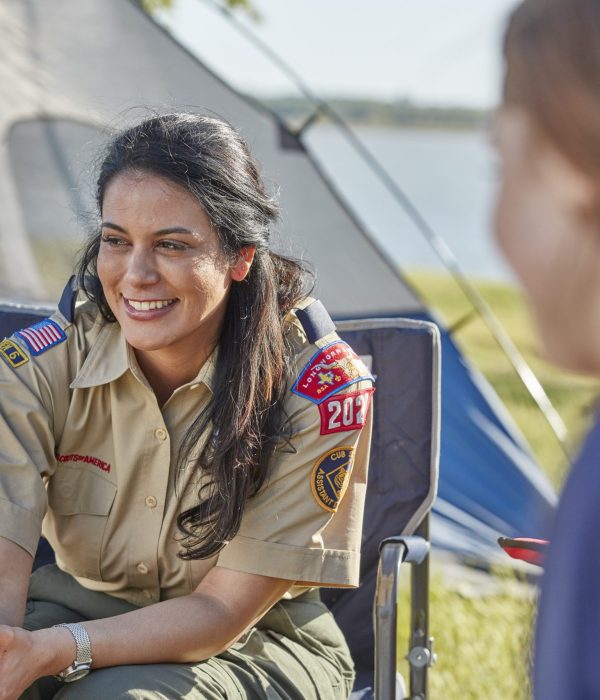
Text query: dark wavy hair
77 113 312 558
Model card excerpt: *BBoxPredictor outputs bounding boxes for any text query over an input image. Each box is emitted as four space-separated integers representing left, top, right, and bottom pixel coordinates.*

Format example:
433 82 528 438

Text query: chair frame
336 317 441 700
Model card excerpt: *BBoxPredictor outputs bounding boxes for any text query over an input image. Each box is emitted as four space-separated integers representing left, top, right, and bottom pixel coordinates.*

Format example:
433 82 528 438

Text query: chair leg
375 540 405 700
407 519 435 699
375 529 432 700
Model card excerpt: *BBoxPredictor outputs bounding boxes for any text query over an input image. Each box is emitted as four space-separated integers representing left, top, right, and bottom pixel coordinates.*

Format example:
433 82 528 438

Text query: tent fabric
0 0 555 566
421 315 556 562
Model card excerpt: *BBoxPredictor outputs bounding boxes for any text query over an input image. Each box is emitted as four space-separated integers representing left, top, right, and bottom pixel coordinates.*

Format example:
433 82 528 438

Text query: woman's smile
124 297 178 312
122 296 180 320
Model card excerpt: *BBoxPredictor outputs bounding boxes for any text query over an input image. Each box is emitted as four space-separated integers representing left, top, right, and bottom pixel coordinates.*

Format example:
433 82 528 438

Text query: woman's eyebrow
101 221 127 233
101 222 195 236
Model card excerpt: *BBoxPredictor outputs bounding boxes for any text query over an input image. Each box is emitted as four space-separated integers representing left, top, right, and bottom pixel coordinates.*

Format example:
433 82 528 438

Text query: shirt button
136 562 149 575
145 496 158 509
155 428 167 441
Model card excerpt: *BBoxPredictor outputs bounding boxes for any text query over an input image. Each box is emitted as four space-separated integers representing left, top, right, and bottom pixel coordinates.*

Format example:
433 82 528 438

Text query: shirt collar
70 320 128 389
70 319 218 393
191 345 218 393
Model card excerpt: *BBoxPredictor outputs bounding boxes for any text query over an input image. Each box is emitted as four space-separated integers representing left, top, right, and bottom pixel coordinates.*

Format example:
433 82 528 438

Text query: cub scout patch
16 319 66 356
311 447 354 512
292 341 373 404
318 387 374 435
0 339 29 368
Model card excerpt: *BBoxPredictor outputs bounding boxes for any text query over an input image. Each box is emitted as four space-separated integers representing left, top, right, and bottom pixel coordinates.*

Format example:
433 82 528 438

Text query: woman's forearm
84 591 243 666
31 568 291 675
0 537 32 627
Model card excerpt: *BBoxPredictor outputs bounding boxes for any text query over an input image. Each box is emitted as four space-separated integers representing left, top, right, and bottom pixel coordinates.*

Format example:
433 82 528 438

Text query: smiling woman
0 113 374 699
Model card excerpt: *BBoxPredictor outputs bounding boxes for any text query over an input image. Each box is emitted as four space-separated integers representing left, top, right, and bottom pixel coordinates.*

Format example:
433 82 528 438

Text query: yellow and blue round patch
311 447 355 512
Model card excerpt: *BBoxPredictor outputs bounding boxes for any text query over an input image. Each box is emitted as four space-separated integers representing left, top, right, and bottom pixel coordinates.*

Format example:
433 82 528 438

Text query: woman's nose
124 248 160 286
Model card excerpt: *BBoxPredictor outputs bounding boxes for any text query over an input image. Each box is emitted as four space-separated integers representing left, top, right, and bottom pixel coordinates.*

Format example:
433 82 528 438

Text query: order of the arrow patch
292 341 373 404
311 446 354 512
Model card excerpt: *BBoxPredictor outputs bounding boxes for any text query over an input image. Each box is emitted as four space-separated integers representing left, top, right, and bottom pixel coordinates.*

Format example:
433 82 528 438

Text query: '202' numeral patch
318 388 374 435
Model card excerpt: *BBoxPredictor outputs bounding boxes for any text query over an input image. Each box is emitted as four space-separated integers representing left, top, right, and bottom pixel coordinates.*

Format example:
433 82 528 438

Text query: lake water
305 124 516 283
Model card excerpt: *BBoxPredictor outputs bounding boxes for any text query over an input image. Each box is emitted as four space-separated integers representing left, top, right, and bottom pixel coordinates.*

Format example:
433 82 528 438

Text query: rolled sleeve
218 536 360 585
218 375 373 587
0 498 44 556
0 337 65 556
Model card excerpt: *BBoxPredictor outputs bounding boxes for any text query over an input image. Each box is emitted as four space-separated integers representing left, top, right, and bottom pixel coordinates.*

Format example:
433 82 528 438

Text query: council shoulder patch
0 339 29 369
16 318 66 356
311 446 354 512
292 340 373 404
318 387 374 435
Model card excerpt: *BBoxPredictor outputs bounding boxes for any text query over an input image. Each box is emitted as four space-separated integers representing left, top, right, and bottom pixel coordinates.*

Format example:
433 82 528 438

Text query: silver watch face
63 667 91 683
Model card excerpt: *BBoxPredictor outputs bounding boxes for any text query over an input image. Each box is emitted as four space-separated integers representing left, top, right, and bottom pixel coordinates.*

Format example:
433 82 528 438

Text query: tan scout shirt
0 297 373 607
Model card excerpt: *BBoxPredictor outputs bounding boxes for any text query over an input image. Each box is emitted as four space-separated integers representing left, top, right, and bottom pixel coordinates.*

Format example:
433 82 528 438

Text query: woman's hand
0 625 74 700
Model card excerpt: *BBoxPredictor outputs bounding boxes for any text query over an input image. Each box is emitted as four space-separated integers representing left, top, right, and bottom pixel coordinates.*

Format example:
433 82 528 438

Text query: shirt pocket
44 465 117 581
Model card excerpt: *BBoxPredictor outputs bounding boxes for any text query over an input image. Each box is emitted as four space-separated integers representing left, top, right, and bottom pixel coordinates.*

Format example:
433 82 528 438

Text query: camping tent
0 0 556 563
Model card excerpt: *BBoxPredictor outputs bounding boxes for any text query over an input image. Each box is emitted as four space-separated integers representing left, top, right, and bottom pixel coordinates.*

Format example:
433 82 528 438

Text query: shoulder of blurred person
534 417 600 699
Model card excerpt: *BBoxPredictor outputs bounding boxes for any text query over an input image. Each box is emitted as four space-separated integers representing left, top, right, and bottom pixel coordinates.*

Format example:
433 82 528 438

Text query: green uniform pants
20 565 355 700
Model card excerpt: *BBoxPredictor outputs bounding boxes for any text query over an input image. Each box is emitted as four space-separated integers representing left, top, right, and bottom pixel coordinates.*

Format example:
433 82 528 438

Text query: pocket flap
48 466 116 516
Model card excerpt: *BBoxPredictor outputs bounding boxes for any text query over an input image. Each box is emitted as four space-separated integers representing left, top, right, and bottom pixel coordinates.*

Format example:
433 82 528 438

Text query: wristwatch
53 622 93 682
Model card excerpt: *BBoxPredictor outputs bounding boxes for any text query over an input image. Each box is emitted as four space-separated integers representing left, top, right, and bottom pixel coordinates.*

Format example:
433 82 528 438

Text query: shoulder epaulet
295 300 336 344
58 276 78 324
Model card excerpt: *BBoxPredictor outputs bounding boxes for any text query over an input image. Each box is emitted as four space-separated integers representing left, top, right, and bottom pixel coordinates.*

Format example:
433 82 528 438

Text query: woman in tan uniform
0 114 374 699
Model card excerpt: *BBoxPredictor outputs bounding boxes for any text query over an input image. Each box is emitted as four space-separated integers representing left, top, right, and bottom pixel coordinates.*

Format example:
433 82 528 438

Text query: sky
156 0 521 108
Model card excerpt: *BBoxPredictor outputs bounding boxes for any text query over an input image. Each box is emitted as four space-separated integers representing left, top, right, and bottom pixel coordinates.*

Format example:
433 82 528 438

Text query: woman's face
97 171 250 366
493 107 600 373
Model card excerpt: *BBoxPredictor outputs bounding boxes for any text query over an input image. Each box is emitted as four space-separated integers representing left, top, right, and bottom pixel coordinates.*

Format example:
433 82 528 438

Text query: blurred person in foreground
495 0 600 697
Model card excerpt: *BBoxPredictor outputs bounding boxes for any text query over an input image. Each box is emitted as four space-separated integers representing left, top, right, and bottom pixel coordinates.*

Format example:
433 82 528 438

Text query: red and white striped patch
16 319 66 356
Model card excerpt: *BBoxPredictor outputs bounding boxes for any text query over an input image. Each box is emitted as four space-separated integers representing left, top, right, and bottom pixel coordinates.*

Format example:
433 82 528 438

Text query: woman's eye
100 234 128 247
157 240 187 251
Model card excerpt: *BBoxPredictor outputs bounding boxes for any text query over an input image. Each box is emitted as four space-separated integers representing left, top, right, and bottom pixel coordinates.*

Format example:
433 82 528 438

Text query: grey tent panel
9 119 104 240
0 0 422 315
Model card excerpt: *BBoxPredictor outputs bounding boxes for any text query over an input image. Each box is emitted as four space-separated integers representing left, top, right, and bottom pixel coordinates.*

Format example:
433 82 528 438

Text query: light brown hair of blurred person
494 0 600 374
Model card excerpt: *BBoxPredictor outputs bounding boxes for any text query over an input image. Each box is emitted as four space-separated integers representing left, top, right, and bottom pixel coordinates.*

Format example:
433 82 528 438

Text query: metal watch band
54 622 92 670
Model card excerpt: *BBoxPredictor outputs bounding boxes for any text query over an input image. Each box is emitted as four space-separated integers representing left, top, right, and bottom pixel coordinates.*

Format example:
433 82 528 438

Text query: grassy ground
398 270 600 699
398 568 536 699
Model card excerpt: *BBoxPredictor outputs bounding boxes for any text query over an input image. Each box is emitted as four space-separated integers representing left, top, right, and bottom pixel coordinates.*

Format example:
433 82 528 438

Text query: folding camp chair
1 307 441 700
325 318 441 700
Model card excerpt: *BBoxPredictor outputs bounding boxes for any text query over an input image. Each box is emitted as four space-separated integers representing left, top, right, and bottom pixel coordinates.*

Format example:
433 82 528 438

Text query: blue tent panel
414 313 556 562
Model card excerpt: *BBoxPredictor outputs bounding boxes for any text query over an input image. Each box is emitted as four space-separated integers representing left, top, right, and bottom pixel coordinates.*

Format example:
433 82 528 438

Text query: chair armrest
379 536 430 564
375 536 430 700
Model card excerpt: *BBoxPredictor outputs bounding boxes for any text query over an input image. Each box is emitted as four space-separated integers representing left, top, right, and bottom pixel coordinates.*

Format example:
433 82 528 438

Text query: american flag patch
16 319 66 356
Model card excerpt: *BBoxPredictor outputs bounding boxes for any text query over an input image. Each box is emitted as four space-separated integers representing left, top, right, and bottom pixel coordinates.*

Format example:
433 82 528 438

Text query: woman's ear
230 246 256 282
538 138 597 219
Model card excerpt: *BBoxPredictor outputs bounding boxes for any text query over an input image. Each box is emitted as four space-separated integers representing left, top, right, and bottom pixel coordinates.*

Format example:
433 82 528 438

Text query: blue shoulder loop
58 276 78 323
295 300 336 343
